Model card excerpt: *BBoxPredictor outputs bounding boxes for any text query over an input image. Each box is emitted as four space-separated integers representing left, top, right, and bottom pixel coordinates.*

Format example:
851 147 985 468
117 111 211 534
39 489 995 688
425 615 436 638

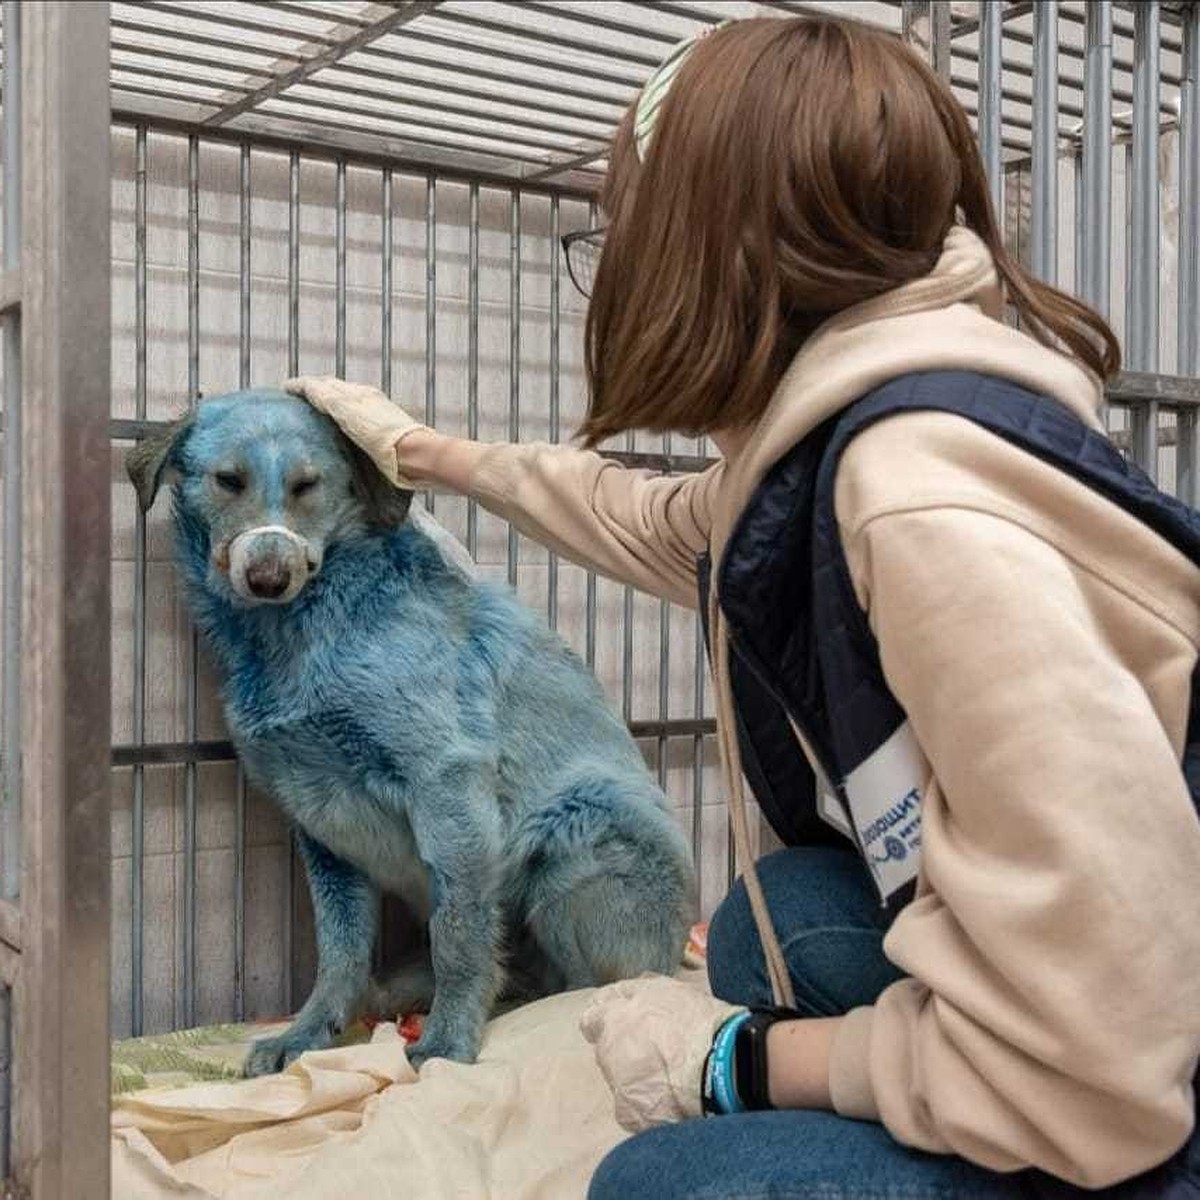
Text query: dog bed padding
112 968 710 1200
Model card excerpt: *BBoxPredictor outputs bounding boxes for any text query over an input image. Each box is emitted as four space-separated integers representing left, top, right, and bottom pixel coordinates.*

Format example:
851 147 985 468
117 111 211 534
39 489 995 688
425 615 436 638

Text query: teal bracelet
701 1012 749 1116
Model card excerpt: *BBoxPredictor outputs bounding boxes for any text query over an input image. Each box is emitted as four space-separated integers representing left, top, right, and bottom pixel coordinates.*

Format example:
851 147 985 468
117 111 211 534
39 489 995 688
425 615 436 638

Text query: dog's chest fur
183 519 649 917
191 527 484 911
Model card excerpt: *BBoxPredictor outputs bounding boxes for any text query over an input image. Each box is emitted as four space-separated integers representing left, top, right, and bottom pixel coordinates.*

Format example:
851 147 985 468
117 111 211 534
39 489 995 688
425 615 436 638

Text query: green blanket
111 1020 374 1097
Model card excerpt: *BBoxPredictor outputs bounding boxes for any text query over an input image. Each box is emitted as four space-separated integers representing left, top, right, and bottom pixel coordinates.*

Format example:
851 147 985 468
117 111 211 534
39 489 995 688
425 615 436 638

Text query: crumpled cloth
112 974 713 1200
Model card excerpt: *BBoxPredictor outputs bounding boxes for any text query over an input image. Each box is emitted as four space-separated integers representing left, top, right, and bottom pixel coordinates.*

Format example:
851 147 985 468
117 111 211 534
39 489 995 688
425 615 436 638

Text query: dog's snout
228 525 317 605
245 558 292 599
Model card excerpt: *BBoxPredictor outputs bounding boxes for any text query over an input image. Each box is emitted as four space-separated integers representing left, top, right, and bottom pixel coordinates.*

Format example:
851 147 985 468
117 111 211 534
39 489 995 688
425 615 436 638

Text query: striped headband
634 22 729 161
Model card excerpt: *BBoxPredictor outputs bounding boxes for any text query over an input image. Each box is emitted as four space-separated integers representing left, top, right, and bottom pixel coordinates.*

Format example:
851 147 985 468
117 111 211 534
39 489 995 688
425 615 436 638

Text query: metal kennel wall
0 1 1197 1195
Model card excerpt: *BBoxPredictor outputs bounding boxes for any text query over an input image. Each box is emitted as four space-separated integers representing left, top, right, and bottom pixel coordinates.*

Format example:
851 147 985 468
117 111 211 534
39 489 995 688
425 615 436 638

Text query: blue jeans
588 847 1031 1200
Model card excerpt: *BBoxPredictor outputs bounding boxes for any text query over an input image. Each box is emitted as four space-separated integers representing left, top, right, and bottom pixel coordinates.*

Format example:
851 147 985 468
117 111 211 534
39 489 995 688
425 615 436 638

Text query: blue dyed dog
126 390 693 1075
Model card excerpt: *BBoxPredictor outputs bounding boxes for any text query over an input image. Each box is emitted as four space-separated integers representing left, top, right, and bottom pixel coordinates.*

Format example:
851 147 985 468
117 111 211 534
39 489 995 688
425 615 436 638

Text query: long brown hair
580 16 1119 447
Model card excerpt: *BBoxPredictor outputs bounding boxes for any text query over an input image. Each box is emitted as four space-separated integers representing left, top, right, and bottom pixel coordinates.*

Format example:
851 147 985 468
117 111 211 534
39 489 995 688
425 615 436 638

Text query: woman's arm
288 377 720 609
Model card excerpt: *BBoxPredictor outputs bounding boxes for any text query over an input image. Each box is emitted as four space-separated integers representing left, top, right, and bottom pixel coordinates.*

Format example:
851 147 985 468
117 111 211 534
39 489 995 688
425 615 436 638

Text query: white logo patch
843 721 927 900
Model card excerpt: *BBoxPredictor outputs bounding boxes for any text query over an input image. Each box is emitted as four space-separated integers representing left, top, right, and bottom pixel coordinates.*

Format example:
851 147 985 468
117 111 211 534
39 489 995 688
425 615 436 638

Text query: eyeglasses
561 227 605 299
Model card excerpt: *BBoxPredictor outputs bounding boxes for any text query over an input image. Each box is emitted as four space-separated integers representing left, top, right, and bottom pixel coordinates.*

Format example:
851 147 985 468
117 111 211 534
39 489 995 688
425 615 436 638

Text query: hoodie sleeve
827 412 1200 1188
469 441 721 609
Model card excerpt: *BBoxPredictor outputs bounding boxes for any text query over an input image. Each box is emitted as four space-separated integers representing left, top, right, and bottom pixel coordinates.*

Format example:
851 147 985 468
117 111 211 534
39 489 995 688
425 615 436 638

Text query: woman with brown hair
287 15 1200 1199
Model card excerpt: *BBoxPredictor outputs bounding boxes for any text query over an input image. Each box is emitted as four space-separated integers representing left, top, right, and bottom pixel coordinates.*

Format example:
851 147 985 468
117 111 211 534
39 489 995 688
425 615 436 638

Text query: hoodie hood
709 225 1103 579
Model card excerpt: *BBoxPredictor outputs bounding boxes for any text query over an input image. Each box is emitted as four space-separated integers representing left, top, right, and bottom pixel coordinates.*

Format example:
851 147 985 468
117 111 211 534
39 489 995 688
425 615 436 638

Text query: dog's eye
214 471 245 495
292 477 320 499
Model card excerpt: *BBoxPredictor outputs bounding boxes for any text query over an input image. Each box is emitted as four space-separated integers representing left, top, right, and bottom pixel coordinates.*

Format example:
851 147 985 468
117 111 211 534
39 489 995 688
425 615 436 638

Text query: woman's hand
580 976 743 1131
580 975 842 1130
285 376 429 488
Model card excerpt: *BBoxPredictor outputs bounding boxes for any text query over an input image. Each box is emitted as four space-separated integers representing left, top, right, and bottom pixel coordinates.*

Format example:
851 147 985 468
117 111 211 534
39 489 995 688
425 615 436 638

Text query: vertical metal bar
467 183 479 559
189 139 200 398
0 987 10 1181
424 176 436 514
1082 1 1113 319
131 125 148 1038
585 198 598 673
929 0 952 82
548 195 560 631
508 189 520 589
621 429 635 726
15 3 112 1191
373 172 393 985
1 0 23 909
239 145 251 389
1129 1 1160 474
1031 0 1059 284
0 0 19 1176
284 150 299 1012
335 159 346 379
691 618 704 891
1179 3 1199 506
233 771 245 1021
978 0 1004 219
234 142 252 1024
657 435 671 791
288 152 299 378
585 574 597 669
183 134 201 1031
1073 148 1084 297
381 169 392 395
902 1 950 79
657 615 670 789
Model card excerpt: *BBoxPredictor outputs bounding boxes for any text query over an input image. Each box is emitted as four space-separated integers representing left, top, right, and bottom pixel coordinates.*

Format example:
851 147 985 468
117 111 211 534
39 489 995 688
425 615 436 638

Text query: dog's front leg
245 830 378 1077
406 769 502 1068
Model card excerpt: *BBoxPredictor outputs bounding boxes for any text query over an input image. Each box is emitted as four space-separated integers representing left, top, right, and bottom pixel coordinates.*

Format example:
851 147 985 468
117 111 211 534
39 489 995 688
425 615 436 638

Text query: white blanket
112 986 641 1200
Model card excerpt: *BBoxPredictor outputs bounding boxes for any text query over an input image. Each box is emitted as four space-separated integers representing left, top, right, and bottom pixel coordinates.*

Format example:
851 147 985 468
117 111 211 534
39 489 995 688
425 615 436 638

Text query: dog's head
126 389 413 606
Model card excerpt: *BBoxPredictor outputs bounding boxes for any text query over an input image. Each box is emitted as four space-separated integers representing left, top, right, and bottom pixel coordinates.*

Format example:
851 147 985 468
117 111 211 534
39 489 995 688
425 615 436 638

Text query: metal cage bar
131 124 148 1038
1129 1 1161 476
283 148 300 1015
508 189 521 588
381 168 393 396
978 0 1003 216
467 182 480 559
0 0 20 1178
336 158 347 379
1180 2 1200 506
180 133 202 1032
0 0 20 914
1081 1 1113 321
424 175 436 514
1031 0 1059 284
12 3 112 1193
585 198 599 673
547 194 561 632
622 428 635 727
234 141 253 1024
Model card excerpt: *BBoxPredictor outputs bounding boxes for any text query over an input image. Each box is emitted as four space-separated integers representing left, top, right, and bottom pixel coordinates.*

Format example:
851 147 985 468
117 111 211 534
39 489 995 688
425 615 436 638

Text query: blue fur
147 391 693 1073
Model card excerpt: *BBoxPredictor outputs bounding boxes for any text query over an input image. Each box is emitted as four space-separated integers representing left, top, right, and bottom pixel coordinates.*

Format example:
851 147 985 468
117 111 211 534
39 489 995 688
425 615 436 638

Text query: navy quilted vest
705 370 1200 1198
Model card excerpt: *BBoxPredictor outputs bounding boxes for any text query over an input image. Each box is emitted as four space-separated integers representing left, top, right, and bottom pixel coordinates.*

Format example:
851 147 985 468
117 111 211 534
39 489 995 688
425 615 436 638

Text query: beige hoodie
468 229 1200 1187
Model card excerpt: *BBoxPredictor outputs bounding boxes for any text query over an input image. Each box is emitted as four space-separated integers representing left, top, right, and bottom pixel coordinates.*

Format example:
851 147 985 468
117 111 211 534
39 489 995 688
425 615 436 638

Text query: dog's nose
245 559 291 599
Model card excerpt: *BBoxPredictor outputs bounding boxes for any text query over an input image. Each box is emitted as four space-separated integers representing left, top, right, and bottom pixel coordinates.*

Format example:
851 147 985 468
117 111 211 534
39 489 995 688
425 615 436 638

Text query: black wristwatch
734 1007 796 1111
701 1006 797 1116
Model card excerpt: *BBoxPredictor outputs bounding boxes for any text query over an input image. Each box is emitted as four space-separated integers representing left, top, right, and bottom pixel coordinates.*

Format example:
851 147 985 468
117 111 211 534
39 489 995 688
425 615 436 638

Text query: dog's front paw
243 1026 329 1077
407 1024 480 1069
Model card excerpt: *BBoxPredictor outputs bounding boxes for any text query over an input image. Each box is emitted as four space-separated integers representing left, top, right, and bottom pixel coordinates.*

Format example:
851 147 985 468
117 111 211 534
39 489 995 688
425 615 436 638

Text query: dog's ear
125 412 194 513
346 439 413 528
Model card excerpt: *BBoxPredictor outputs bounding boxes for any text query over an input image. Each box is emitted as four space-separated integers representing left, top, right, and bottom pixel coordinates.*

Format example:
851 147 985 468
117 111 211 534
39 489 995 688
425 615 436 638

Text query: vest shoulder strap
813 370 1200 808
